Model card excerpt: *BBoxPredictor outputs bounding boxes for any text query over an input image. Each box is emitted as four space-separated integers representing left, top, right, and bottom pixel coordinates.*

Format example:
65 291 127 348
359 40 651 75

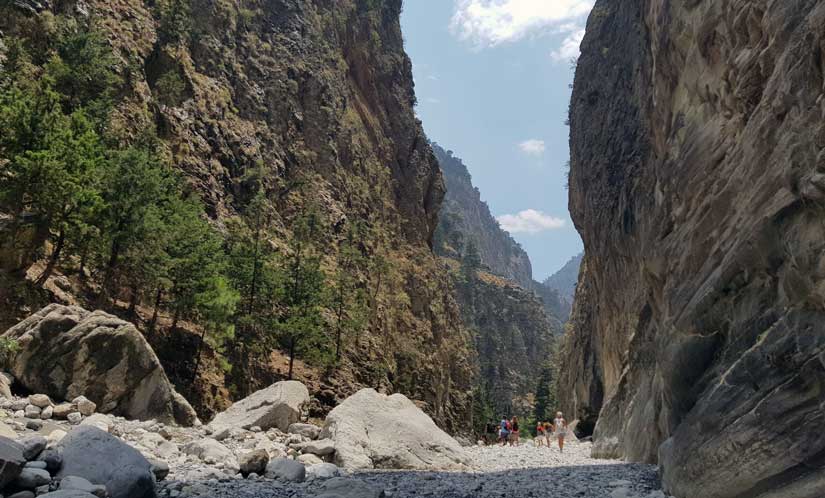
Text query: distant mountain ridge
543 253 583 303
432 143 533 288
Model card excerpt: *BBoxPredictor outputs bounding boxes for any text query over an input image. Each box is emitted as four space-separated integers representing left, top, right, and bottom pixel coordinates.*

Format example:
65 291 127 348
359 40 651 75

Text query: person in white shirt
553 411 568 453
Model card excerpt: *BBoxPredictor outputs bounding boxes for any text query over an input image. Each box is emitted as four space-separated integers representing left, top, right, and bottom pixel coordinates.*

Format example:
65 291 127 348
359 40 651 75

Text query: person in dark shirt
510 416 520 446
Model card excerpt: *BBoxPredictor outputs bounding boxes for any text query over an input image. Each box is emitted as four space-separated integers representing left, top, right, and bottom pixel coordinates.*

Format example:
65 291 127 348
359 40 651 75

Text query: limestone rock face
3 304 197 426
321 389 468 470
208 381 309 433
0 0 475 433
561 1 825 497
432 144 533 288
454 272 561 417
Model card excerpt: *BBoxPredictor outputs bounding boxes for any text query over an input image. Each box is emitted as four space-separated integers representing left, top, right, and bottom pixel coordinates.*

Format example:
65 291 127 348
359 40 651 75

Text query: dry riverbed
168 441 665 498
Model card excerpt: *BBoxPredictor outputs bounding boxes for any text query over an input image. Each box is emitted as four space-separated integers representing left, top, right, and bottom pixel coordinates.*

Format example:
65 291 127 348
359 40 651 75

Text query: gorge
0 0 822 498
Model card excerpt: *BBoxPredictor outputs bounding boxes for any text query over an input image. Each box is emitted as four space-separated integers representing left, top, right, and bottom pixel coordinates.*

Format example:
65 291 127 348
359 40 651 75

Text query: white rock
156 441 179 459
320 388 469 470
24 405 41 418
52 403 75 419
207 381 309 433
80 413 110 433
28 394 51 408
0 420 17 438
72 396 96 417
182 439 237 468
139 432 166 448
298 453 324 465
46 429 67 445
306 462 341 480
67 412 82 424
288 422 322 440
39 406 53 420
298 438 335 456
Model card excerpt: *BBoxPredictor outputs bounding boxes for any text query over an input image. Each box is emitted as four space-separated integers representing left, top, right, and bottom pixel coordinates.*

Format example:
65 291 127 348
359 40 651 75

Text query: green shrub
0 337 20 369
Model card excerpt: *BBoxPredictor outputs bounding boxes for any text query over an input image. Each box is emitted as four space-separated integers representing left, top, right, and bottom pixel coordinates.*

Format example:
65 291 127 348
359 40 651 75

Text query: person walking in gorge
553 411 568 453
510 416 520 446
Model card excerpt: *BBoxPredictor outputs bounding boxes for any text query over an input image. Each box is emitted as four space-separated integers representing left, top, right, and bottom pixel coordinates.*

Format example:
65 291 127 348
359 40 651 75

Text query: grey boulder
19 435 46 460
56 426 156 498
14 467 50 488
306 463 341 480
320 389 469 470
2 304 197 426
288 423 321 440
181 439 235 468
0 437 26 488
298 439 335 456
239 449 269 476
265 458 305 482
208 381 309 433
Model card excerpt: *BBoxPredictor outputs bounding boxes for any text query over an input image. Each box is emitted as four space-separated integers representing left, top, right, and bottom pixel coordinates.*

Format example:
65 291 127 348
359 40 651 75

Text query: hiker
543 421 553 447
485 421 498 445
510 416 520 446
535 421 545 447
499 416 510 446
554 411 568 453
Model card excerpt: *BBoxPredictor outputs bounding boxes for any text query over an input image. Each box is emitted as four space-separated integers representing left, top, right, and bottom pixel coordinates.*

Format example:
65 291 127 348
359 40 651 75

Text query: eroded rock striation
562 1 825 497
3 304 198 426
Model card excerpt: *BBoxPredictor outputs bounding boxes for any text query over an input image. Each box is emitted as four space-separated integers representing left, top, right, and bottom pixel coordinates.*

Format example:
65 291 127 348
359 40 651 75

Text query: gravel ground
165 440 665 498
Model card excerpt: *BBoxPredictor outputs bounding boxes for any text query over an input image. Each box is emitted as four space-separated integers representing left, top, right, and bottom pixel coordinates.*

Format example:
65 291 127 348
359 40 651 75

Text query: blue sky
400 0 591 280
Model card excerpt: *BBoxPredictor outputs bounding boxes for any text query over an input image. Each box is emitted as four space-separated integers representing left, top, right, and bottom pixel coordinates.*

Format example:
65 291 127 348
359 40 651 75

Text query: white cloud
426 97 441 104
497 209 566 234
551 27 586 61
427 75 439 81
518 139 546 155
450 0 594 47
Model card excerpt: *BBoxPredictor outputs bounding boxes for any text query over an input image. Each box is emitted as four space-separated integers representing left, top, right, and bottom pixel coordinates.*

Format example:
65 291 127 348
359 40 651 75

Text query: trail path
170 441 665 498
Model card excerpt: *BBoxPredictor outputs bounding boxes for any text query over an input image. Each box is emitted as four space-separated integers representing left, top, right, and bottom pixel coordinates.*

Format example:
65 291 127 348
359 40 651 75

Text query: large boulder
208 381 309 433
2 304 198 426
56 426 156 498
0 437 25 488
320 389 468 470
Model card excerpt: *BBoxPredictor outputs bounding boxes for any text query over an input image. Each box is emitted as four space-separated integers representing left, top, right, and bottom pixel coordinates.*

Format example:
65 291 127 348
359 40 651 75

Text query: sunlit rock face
561 1 825 497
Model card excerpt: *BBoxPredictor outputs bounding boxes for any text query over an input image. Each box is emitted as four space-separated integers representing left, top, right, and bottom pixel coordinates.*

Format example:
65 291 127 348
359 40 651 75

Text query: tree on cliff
329 221 369 362
276 208 329 379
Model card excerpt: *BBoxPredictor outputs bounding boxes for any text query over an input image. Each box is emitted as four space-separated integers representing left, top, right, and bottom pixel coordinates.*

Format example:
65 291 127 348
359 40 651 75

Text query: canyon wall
0 0 474 431
561 1 825 497
433 143 534 288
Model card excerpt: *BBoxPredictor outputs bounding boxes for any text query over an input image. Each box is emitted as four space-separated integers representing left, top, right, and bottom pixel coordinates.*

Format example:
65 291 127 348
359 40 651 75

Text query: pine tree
329 221 369 362
276 209 329 379
192 276 239 384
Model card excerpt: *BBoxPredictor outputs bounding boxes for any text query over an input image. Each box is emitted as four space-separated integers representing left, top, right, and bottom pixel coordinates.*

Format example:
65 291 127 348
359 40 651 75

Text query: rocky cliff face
456 270 560 418
431 144 563 419
543 253 582 303
0 0 473 431
562 1 825 497
433 143 533 288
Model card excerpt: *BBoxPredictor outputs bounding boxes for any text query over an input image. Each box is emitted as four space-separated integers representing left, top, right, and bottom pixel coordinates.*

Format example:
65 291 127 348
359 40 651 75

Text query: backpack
505 420 512 431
